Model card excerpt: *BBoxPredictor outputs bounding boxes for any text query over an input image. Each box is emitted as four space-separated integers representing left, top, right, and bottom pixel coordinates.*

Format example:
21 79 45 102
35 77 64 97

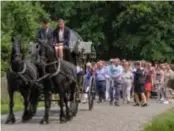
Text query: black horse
5 38 39 124
37 41 78 124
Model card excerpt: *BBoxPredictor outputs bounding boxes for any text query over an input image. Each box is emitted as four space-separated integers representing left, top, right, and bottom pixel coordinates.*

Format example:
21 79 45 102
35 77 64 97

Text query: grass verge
1 92 43 115
144 108 174 131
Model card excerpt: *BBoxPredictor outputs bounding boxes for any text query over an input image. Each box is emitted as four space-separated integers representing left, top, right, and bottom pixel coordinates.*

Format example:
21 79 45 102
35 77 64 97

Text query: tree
114 2 174 62
41 1 174 61
2 1 174 75
1 1 48 73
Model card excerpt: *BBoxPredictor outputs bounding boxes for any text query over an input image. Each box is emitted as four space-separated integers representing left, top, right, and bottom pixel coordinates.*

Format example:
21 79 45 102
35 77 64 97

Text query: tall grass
144 108 174 131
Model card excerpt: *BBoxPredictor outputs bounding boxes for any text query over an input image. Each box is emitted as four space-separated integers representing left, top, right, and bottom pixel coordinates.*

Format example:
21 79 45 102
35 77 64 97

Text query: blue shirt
104 65 111 78
95 67 106 81
84 69 92 88
110 65 123 81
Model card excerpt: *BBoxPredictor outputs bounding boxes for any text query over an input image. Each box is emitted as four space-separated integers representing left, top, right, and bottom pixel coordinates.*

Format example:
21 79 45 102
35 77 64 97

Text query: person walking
105 62 112 101
110 58 123 106
95 62 107 103
121 62 134 104
82 62 92 103
144 62 154 103
133 61 147 107
163 64 174 104
154 64 164 102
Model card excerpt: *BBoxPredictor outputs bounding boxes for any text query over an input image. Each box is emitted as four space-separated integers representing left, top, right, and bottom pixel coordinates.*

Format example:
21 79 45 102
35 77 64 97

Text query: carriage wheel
70 90 79 116
88 77 95 111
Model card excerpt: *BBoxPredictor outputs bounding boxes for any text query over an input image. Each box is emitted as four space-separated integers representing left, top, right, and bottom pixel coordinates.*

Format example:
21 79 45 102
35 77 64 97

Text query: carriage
5 29 97 124
30 29 97 111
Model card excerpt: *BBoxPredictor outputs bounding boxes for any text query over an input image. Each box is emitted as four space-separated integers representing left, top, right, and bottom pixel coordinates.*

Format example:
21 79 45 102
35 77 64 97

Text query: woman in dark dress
134 61 147 107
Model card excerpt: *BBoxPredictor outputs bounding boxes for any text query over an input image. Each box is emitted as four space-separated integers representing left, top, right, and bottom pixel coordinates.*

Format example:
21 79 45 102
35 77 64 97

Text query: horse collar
10 62 27 75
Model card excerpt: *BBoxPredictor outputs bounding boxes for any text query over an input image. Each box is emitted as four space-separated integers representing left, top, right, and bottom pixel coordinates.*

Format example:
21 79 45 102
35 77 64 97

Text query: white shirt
45 28 49 34
59 29 64 42
76 66 83 73
121 70 134 84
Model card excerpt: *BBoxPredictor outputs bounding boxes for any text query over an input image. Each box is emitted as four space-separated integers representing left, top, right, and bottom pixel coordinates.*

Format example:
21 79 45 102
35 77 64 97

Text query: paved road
1 101 174 131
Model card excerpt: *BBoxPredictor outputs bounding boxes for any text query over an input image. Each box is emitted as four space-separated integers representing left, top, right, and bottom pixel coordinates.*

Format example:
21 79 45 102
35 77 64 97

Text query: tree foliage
1 1 48 73
41 1 174 61
1 1 174 73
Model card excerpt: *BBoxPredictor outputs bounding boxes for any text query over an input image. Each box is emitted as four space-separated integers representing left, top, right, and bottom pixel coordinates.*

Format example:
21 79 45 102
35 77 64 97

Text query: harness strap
16 73 28 85
50 58 61 78
10 62 29 84
36 73 50 82
46 61 58 66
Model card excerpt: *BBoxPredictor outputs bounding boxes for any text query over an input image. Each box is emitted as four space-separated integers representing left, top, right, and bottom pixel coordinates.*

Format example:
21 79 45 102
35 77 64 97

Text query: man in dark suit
53 19 71 59
35 18 53 73
36 18 53 45
35 19 56 93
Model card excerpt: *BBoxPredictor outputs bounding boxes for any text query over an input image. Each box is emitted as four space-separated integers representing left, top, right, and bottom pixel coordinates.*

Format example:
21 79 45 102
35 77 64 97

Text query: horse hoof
5 115 16 124
40 120 44 124
21 119 27 123
60 117 67 123
40 119 49 124
66 115 73 121
5 120 16 124
72 112 77 117
45 120 49 124
22 115 32 122
69 112 73 118
68 117 73 121
5 120 9 124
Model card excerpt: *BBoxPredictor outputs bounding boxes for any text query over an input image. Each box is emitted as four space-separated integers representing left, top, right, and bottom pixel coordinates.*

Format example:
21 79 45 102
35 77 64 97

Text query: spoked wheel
70 91 79 116
88 76 95 111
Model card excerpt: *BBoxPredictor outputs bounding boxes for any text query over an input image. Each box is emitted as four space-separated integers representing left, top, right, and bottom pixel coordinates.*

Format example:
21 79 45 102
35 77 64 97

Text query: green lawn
144 108 174 131
1 92 43 115
1 78 44 115
1 92 24 114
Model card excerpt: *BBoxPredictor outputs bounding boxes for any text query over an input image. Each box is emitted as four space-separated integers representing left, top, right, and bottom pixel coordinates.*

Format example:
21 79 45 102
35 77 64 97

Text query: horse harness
10 62 28 84
10 58 76 91
45 58 76 83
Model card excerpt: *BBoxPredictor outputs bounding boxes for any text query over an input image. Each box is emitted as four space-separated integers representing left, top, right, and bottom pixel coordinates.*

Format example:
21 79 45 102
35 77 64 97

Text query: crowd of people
82 59 174 107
